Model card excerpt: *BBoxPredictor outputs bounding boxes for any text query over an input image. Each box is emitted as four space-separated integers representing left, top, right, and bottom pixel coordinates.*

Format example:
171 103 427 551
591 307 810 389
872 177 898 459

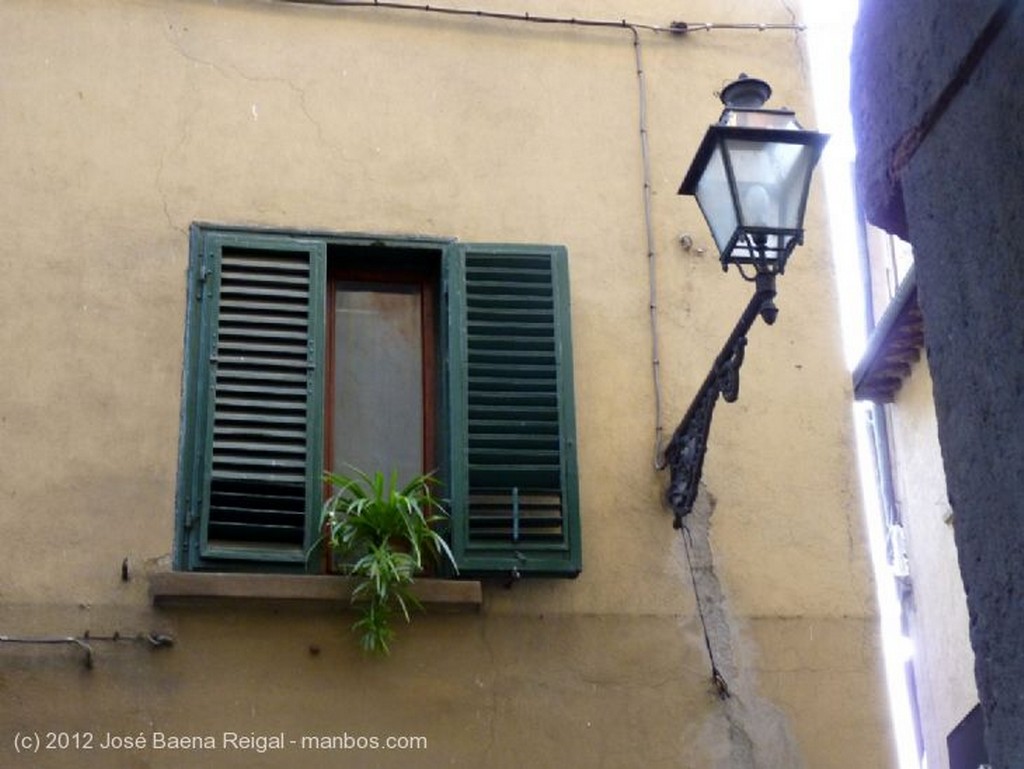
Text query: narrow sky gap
802 3 921 767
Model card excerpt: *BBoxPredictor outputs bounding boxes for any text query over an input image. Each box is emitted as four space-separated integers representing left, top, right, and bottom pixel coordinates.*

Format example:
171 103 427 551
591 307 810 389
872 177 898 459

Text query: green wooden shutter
177 229 325 571
447 244 581 576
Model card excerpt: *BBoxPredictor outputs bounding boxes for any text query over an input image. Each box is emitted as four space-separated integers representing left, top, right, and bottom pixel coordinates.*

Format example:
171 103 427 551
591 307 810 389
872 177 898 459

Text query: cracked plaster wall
0 1 891 766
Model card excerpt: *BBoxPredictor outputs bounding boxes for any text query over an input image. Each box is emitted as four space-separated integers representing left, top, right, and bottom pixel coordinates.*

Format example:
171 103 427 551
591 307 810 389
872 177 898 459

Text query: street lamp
664 75 829 527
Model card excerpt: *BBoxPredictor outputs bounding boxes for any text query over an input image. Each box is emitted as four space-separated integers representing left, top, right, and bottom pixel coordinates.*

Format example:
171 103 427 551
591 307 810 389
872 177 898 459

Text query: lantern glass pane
694 143 738 255
723 109 800 131
724 138 818 233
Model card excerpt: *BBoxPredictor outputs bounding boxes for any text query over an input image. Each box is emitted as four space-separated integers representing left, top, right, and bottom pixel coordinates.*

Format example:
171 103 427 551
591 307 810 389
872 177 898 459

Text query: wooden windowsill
149 572 482 612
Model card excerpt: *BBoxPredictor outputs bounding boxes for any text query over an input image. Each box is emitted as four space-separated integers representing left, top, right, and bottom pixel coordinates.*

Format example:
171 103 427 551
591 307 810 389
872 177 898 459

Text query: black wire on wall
276 0 805 36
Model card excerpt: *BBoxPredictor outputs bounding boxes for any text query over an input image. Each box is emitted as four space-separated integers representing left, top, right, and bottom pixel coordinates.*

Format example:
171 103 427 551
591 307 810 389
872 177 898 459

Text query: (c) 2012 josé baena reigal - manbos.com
31 731 421 753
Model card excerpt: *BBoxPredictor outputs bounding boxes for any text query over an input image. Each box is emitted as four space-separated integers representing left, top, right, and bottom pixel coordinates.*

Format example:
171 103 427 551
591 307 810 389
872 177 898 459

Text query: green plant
319 468 457 654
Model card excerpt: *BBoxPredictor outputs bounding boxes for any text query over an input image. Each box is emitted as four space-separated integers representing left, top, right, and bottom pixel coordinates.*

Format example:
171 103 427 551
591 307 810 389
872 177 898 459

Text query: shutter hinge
194 261 208 302
200 253 216 283
185 493 202 531
307 341 316 393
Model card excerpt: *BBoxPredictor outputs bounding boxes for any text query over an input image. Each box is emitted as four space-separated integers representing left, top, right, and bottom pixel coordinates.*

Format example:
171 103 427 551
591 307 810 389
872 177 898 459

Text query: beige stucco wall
890 361 977 768
0 1 892 767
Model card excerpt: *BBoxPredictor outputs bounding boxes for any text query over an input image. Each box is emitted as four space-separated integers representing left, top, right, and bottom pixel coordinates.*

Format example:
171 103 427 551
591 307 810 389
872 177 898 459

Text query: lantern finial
719 74 772 110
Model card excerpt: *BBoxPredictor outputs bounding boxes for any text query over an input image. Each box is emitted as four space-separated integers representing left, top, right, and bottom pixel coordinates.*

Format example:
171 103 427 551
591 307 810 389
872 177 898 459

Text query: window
175 226 581 578
326 249 439 484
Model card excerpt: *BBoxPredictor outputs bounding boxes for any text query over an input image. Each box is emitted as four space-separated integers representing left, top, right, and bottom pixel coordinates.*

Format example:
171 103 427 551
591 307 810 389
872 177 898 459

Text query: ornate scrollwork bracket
664 272 778 528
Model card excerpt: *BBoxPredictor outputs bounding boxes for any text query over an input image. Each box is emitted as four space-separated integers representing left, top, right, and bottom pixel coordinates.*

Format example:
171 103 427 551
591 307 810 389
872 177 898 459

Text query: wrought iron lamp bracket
664 272 778 528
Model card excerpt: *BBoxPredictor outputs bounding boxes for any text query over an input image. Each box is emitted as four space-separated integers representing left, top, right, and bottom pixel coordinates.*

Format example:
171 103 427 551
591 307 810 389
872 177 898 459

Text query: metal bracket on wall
663 273 778 526
0 632 175 670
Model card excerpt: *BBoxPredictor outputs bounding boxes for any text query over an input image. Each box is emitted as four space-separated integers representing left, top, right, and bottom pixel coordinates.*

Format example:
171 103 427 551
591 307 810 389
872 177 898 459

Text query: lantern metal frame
664 76 829 527
679 77 829 278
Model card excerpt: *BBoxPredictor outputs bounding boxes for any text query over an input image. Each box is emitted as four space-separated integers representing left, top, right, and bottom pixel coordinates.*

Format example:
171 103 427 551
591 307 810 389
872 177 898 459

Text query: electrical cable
680 524 731 699
628 27 668 471
275 0 806 36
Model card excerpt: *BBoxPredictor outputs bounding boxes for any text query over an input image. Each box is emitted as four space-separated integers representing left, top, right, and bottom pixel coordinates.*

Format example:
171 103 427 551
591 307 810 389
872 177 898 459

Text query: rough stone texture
852 1 1024 765
849 0 1004 238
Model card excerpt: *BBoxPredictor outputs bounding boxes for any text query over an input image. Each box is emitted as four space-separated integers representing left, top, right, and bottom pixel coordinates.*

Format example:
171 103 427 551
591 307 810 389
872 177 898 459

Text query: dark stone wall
851 2 1024 767
850 0 1005 238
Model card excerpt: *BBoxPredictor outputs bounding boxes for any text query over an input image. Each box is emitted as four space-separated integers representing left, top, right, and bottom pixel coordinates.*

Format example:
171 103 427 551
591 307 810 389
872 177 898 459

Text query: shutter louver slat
206 248 313 554
458 249 578 568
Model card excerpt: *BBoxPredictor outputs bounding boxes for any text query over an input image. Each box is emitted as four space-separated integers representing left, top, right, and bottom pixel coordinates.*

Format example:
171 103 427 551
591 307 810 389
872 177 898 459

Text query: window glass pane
332 282 423 481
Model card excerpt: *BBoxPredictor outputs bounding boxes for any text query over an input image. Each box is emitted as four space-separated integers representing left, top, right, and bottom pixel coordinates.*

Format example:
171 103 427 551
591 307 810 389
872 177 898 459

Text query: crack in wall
778 0 812 105
684 488 806 769
154 10 366 231
160 16 339 149
155 93 200 236
780 0 799 27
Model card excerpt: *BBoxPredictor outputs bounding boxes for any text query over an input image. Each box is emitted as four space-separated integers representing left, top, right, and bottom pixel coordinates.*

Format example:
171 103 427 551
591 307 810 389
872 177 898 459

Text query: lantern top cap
720 74 772 110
